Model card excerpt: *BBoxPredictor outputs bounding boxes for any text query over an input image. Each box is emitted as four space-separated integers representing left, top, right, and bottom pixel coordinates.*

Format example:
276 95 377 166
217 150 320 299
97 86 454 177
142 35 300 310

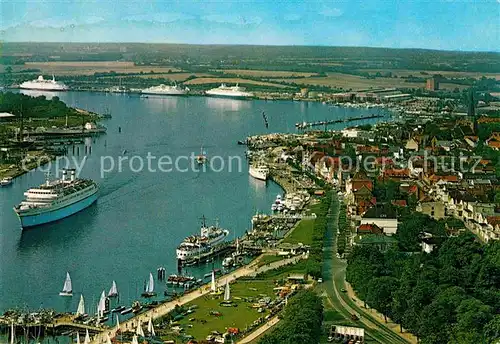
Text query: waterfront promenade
90 253 307 343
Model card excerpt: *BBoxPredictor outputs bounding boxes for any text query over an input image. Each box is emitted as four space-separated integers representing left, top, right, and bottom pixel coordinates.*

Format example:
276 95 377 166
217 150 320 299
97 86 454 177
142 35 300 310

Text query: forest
0 92 76 118
347 222 500 343
258 289 324 344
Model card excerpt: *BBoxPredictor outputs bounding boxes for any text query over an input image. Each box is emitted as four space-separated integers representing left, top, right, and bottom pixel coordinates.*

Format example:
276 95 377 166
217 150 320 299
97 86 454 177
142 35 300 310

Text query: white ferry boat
19 75 69 91
13 169 98 229
205 84 254 99
141 83 189 96
176 216 229 261
0 177 13 186
249 164 269 181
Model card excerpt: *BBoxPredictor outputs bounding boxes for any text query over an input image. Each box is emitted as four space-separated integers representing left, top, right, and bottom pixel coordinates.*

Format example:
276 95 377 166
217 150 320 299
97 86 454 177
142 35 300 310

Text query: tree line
346 231 500 343
258 289 324 344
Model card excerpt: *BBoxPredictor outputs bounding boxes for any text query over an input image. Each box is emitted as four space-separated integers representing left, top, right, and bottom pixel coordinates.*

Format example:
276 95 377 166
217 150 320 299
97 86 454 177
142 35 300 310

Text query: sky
0 0 499 51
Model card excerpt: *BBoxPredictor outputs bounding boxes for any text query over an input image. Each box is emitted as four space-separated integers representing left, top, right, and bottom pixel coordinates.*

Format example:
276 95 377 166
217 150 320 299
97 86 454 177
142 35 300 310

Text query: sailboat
147 318 156 337
84 329 90 344
136 319 145 337
10 323 14 344
76 294 85 316
97 290 107 317
141 272 156 297
105 333 112 344
76 333 81 344
108 281 118 298
131 335 139 344
196 146 208 165
210 270 216 292
224 280 231 301
115 315 120 331
59 272 73 296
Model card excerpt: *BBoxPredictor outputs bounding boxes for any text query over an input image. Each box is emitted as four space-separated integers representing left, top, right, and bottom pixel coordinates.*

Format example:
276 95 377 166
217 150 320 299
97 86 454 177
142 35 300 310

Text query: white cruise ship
205 84 254 99
141 83 189 96
14 169 98 228
249 164 269 181
19 75 69 91
176 217 229 261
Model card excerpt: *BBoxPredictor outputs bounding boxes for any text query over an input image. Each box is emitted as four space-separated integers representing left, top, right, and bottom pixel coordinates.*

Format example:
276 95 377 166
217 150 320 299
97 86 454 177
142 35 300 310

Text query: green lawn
256 255 286 268
253 259 309 280
162 280 277 342
282 219 315 245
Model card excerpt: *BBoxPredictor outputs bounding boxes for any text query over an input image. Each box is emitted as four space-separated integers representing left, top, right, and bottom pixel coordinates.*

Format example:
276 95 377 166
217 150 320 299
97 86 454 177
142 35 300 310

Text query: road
237 316 280 344
320 196 412 344
90 254 307 344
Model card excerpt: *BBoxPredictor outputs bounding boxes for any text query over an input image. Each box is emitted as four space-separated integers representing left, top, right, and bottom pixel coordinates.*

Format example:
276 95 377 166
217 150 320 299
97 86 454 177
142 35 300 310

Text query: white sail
10 323 14 344
147 318 156 336
131 335 139 344
62 272 72 293
224 280 231 301
211 270 216 292
115 315 120 330
108 281 118 296
76 332 81 344
146 273 154 293
136 320 145 337
106 333 112 344
84 329 90 344
76 294 85 315
97 290 106 316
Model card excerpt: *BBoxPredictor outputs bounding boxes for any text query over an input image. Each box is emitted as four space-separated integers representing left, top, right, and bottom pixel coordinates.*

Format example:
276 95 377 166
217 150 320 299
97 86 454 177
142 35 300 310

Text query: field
184 77 291 88
218 69 318 78
1 61 182 75
272 72 467 91
282 219 316 245
363 69 500 80
166 280 277 341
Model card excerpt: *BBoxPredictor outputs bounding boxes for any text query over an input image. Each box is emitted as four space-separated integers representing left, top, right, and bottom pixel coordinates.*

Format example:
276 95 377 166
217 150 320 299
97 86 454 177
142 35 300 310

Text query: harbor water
0 92 389 316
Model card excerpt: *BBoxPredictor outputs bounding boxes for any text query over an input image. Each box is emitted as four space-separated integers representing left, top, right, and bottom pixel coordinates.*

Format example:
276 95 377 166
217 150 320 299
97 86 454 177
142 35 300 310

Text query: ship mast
200 215 207 228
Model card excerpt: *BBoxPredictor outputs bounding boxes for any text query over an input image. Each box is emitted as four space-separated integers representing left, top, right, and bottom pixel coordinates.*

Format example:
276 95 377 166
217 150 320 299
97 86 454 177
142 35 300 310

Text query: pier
295 114 384 129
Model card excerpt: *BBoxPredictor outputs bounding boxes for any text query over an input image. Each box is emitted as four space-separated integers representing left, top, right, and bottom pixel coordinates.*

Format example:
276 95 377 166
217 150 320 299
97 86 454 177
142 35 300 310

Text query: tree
366 276 398 322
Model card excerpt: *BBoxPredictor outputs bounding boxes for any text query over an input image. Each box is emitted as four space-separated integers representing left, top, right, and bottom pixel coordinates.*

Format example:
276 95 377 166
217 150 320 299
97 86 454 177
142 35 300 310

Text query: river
0 91 389 317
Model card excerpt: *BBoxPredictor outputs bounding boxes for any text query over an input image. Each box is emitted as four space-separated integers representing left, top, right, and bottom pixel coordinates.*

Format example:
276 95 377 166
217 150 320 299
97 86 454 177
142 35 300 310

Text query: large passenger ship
205 84 254 99
14 169 98 229
141 83 189 96
176 217 229 261
19 75 69 91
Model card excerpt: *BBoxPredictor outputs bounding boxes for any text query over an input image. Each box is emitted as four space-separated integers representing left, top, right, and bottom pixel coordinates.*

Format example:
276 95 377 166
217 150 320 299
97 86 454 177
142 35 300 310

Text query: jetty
295 113 384 129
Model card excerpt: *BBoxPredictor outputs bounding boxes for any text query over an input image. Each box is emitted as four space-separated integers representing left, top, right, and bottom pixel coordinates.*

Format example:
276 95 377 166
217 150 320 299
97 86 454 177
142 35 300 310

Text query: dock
295 114 384 129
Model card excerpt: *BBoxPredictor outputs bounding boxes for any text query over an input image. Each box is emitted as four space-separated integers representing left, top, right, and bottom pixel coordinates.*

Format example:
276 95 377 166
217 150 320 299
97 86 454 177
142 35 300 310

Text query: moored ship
141 83 189 96
176 216 229 261
249 164 269 181
19 75 69 91
14 169 98 229
205 84 254 99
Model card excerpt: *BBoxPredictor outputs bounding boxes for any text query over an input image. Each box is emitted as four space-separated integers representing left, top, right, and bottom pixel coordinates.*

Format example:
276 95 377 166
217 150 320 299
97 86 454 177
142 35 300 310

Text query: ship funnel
70 170 76 182
62 170 67 182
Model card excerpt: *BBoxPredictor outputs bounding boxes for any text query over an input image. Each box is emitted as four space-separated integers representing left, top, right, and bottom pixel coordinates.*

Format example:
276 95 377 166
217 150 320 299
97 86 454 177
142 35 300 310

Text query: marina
0 91 388 342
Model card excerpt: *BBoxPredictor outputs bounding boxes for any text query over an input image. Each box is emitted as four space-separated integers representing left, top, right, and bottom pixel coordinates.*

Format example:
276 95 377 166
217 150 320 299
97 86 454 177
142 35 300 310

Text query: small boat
59 272 73 296
111 305 126 313
141 273 156 297
76 294 86 316
120 307 133 315
271 204 277 211
196 146 208 165
0 177 13 186
222 256 234 267
108 281 118 298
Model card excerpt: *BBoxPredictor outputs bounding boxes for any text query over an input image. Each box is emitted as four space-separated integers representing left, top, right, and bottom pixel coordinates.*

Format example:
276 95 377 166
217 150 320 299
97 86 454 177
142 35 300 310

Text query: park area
157 279 299 343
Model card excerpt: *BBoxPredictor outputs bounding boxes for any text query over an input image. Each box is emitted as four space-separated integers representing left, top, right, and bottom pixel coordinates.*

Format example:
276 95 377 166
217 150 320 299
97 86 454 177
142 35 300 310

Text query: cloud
284 14 302 21
201 14 262 26
122 13 195 23
320 8 343 17
29 16 105 28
